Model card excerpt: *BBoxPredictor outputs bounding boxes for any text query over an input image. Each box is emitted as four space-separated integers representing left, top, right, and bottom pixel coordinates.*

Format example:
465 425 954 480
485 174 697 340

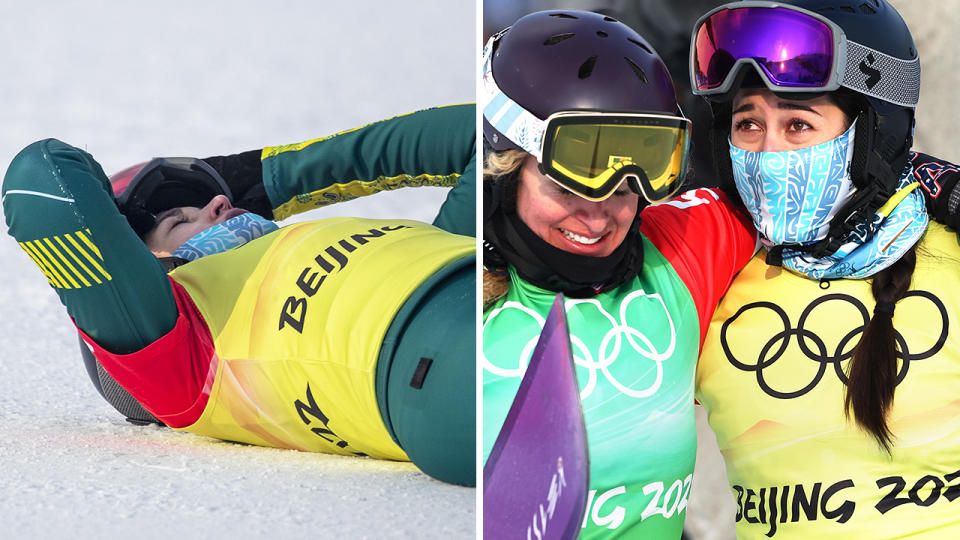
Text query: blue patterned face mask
172 212 279 261
731 125 929 279
730 124 857 247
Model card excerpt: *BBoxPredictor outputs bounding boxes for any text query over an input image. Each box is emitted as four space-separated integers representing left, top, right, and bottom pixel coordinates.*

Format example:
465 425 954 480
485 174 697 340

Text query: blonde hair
484 148 527 180
483 268 511 310
482 148 528 309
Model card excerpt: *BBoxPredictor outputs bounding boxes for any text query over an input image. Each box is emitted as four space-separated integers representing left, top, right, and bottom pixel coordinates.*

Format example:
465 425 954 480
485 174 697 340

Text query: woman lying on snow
2 104 476 486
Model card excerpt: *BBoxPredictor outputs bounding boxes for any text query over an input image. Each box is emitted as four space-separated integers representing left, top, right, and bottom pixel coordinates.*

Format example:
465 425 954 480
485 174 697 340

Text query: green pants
376 255 476 486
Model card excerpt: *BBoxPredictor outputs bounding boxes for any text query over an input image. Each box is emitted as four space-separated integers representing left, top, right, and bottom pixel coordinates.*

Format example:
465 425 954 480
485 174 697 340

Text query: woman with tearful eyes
2 104 477 486
690 0 960 536
480 11 758 538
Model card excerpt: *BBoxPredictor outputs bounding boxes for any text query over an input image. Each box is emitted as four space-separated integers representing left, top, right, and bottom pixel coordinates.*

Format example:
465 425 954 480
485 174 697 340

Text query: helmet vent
578 56 598 79
839 5 856 13
624 57 648 84
544 33 575 46
549 12 578 19
859 2 877 13
597 31 608 38
627 38 652 55
602 16 618 22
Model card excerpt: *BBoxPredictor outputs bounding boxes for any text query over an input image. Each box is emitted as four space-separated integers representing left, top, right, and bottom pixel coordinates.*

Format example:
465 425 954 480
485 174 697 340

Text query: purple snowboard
483 293 589 540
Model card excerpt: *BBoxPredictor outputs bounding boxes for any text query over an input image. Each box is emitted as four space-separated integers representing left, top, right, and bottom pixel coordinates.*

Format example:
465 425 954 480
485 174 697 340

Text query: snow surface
0 1 476 538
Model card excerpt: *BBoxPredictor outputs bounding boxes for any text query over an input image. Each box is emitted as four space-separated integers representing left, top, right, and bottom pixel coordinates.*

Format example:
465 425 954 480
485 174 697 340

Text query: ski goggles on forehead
482 34 691 202
689 1 919 108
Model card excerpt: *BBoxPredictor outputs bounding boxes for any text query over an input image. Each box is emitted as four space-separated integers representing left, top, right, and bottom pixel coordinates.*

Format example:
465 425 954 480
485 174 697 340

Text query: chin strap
481 178 509 273
158 256 190 272
765 180 892 265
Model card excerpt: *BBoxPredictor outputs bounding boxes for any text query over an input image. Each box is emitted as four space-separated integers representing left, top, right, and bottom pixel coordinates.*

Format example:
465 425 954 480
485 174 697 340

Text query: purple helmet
483 10 682 151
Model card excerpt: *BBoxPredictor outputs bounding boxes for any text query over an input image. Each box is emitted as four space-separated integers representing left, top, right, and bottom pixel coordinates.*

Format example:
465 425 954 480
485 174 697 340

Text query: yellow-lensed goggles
540 112 691 202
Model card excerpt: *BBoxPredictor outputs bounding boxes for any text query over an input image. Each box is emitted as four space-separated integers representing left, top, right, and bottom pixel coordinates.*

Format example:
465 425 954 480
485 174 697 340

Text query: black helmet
483 10 682 151
112 157 233 237
693 0 919 260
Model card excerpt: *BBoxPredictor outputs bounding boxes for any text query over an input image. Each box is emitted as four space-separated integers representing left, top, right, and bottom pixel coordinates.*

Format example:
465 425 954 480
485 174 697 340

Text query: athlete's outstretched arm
2 139 177 354
203 104 476 236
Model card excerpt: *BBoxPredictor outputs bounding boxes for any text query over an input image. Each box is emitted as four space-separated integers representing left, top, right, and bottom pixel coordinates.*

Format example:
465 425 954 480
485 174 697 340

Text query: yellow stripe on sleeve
51 236 92 287
24 240 70 288
19 242 60 287
74 230 112 281
63 233 104 284
272 172 460 221
259 104 471 159
77 229 103 259
38 238 80 288
20 230 114 289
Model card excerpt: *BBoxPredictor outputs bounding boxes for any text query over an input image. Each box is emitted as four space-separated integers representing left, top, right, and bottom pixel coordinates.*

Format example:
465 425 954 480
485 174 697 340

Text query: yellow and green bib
698 223 960 538
171 217 473 459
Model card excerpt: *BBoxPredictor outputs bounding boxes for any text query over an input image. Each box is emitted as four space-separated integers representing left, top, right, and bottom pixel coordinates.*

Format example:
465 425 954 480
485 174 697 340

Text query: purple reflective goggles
691 3 846 96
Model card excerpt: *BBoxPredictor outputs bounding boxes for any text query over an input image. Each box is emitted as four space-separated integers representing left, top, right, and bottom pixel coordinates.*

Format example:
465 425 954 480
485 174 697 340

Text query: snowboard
483 293 589 539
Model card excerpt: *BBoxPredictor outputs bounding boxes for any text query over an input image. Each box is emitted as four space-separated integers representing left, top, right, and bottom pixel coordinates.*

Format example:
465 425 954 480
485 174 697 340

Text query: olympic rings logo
720 291 948 399
483 290 677 401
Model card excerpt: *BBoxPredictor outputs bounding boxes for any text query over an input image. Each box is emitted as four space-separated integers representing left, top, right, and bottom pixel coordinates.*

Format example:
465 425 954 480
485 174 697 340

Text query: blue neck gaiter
172 212 279 261
729 125 928 279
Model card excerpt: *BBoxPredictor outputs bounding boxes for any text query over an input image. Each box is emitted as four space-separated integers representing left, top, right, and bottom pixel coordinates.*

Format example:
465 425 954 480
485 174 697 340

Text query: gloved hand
202 149 274 220
911 152 960 230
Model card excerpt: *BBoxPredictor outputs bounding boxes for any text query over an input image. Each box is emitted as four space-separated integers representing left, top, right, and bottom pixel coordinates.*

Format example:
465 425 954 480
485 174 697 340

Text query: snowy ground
0 1 475 538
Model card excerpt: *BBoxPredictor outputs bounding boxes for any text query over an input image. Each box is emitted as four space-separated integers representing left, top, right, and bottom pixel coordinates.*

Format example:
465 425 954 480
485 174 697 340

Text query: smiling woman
481 11 757 538
514 155 639 258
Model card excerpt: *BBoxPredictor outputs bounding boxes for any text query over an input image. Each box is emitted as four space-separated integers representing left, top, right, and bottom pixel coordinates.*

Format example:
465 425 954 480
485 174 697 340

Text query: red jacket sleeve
639 188 757 349
77 278 216 428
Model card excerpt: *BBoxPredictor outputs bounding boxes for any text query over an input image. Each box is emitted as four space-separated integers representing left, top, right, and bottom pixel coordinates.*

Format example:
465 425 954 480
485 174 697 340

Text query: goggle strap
691 3 920 109
481 34 545 159
842 40 920 108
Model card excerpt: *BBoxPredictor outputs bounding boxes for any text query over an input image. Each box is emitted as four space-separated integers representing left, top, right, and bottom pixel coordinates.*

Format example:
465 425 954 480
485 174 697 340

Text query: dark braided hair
827 89 920 452
845 245 918 452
